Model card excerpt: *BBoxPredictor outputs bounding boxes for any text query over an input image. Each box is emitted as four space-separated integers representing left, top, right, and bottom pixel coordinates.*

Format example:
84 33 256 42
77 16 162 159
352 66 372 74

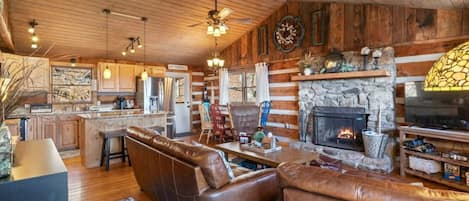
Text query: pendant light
141 17 149 81
103 9 111 80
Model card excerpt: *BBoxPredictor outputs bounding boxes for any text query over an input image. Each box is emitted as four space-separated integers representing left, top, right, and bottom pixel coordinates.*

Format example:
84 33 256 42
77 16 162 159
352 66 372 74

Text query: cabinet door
118 64 136 92
23 56 50 92
148 66 166 77
4 119 20 137
98 63 119 92
134 65 144 79
60 120 79 150
42 116 59 149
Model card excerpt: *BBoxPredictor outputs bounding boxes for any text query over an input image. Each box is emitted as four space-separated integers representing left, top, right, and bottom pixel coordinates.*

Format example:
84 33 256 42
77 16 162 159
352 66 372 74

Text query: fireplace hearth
311 107 367 151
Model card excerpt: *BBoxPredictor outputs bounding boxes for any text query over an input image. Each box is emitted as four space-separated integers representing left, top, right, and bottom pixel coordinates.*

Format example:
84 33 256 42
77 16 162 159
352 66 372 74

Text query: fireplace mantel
291 69 390 81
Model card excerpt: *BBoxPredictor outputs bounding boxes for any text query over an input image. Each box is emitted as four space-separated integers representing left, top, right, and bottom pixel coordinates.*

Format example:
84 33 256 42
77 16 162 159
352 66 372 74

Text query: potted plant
0 52 39 177
298 52 322 75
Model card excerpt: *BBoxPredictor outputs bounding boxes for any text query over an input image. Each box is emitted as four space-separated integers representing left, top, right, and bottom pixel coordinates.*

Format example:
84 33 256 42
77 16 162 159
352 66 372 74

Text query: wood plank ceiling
8 0 286 66
296 0 469 9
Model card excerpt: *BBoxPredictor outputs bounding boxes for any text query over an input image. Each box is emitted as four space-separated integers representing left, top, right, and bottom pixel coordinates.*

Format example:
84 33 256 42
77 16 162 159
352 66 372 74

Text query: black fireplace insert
311 107 367 151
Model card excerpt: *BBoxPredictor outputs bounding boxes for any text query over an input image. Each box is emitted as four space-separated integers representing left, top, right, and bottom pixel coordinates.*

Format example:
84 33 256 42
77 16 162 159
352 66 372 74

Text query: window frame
228 70 256 104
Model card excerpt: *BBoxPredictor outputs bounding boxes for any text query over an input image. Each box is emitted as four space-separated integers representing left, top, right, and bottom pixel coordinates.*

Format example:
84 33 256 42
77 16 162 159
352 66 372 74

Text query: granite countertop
7 109 145 119
77 110 167 119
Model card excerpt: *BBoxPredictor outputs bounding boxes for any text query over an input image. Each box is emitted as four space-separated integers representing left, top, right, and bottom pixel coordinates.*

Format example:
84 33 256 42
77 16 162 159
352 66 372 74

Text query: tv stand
399 126 469 192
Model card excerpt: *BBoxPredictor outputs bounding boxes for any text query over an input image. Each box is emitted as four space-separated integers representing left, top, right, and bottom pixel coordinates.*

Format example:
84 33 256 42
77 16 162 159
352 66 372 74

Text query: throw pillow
192 141 235 180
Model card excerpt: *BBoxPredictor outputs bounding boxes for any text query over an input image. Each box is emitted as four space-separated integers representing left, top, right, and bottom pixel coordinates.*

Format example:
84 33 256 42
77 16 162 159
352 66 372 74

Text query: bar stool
99 129 131 171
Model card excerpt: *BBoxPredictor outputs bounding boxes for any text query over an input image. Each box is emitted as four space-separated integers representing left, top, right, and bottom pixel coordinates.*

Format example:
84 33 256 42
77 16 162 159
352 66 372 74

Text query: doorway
166 72 191 134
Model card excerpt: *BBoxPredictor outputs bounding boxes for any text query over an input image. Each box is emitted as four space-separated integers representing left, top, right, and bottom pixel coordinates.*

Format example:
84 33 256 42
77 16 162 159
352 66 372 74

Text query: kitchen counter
78 110 166 168
7 109 144 119
77 110 166 119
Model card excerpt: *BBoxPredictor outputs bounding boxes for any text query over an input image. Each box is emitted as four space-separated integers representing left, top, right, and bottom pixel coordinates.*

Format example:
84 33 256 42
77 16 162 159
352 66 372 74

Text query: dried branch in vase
0 53 41 121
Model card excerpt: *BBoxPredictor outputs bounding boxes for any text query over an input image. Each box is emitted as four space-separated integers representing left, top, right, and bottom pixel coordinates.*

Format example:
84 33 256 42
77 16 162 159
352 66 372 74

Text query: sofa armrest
199 168 279 201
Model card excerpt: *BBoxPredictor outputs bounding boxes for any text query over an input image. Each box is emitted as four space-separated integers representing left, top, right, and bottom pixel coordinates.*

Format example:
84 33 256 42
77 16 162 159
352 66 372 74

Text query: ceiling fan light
103 66 112 79
219 59 225 67
207 25 214 34
213 57 220 65
213 28 221 37
31 42 38 49
219 24 227 34
138 44 143 48
207 59 214 67
130 48 136 53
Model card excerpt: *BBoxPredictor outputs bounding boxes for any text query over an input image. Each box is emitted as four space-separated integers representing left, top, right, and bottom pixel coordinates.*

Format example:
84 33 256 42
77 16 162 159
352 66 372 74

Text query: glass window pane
229 87 243 103
246 87 256 103
229 74 242 88
246 73 256 87
175 78 185 103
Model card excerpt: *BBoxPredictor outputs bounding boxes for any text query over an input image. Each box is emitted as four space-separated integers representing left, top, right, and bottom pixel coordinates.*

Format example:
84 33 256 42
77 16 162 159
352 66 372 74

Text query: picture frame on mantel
311 8 327 46
257 24 269 56
51 66 93 103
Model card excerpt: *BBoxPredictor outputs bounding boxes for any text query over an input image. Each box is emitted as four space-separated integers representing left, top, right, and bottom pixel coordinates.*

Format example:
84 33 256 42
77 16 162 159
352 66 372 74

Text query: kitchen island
78 110 166 168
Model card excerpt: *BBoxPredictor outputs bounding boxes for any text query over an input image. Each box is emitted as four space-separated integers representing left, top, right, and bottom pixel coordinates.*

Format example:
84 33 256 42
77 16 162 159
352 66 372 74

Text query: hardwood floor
64 134 453 201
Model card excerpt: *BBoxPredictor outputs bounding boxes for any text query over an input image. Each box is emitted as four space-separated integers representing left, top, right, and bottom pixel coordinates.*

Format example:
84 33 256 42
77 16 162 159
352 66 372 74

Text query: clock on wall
273 15 305 53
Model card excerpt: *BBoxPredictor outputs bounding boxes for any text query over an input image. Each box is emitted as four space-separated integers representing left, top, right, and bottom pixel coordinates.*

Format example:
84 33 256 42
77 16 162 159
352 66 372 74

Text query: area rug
59 149 80 159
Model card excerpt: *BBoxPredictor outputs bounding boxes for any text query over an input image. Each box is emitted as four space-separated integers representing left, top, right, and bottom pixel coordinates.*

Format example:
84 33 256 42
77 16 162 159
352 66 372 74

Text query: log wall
207 2 469 140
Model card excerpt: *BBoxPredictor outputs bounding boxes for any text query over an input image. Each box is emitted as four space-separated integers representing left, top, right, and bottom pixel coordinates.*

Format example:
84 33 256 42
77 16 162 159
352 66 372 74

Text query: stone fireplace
311 107 367 151
298 47 397 148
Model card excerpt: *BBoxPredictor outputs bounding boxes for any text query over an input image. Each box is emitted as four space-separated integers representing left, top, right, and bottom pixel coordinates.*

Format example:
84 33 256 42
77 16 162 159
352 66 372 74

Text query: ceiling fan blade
218 8 233 19
229 18 253 24
187 22 204 27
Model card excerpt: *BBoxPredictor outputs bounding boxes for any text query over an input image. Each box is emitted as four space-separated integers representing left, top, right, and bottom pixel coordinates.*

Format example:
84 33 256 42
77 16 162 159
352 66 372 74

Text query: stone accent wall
299 47 397 142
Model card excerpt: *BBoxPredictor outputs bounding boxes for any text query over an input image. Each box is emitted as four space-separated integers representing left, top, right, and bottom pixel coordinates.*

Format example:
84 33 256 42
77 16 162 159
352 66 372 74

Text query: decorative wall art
311 8 327 46
52 67 92 103
273 16 305 53
257 24 269 56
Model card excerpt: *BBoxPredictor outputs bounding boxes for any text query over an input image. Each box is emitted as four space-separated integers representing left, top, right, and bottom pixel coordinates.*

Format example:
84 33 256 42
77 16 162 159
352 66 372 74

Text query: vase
304 68 312 75
0 123 12 178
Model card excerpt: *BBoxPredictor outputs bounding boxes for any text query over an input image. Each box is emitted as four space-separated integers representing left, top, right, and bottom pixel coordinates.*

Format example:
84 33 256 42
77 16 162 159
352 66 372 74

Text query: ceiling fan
188 0 253 37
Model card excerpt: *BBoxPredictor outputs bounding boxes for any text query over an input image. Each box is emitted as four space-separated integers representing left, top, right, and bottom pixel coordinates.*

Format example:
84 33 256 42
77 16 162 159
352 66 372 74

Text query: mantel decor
291 69 390 81
273 15 305 53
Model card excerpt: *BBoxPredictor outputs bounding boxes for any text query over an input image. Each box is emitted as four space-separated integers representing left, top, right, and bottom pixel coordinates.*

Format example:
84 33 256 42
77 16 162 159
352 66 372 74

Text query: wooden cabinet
98 62 140 92
4 119 20 137
148 66 166 77
58 115 79 150
42 116 59 148
98 63 119 92
23 56 50 92
118 64 136 92
134 65 144 79
27 115 79 151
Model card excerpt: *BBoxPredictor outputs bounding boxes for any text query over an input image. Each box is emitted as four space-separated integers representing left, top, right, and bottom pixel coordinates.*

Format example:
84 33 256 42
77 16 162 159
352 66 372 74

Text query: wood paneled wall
211 1 469 140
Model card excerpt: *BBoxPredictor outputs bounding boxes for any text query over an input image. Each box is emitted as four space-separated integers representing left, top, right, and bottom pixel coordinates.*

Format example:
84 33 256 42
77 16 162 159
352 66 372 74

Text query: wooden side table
399 126 469 192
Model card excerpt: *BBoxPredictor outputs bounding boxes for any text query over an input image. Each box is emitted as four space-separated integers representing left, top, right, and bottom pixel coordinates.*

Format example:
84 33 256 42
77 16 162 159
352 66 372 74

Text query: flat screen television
405 81 469 130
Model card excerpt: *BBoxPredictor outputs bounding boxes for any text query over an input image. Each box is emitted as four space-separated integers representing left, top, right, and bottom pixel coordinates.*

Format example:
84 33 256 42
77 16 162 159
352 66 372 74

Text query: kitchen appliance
30 104 52 113
115 96 127 110
136 77 174 113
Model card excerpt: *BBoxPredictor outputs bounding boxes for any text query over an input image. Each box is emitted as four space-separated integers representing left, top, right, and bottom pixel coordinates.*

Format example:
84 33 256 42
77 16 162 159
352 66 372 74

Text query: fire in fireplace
311 107 367 151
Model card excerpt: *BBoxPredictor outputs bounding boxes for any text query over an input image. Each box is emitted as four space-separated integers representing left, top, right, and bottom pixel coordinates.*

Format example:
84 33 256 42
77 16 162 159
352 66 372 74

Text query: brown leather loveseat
278 162 469 201
126 127 279 201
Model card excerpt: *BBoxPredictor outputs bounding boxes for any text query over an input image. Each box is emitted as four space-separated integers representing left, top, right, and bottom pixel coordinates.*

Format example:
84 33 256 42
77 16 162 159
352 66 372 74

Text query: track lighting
121 37 142 56
121 51 127 56
28 19 39 49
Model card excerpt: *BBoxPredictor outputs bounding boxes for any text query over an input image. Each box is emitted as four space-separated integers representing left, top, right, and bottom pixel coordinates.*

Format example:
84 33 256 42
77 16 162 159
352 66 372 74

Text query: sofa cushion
150 135 231 189
192 141 235 180
229 163 252 177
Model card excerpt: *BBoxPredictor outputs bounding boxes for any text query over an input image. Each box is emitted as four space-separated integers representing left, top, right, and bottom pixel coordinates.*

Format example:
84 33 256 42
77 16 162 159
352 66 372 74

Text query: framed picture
51 66 92 103
257 24 269 56
311 8 327 46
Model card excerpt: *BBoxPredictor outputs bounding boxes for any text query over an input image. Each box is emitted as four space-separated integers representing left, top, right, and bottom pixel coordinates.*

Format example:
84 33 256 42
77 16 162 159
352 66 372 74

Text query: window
229 72 256 103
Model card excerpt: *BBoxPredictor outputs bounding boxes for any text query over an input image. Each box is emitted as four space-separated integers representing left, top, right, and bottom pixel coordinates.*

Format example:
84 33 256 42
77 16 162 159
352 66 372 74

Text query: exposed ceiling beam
0 0 14 51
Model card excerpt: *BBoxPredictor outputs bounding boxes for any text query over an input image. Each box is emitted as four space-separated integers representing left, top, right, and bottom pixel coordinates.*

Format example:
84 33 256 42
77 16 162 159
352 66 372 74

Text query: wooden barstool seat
99 129 131 171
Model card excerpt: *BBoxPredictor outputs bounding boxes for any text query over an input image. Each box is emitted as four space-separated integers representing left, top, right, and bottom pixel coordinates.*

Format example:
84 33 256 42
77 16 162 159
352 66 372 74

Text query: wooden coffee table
215 142 318 167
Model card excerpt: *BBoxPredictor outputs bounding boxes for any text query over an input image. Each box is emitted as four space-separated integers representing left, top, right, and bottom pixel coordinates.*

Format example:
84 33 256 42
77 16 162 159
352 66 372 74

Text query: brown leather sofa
126 126 279 201
278 162 469 201
228 104 260 137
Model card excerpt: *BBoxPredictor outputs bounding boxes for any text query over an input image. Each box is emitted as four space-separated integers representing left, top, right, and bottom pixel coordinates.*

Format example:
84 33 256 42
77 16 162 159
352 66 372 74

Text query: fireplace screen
312 107 367 151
